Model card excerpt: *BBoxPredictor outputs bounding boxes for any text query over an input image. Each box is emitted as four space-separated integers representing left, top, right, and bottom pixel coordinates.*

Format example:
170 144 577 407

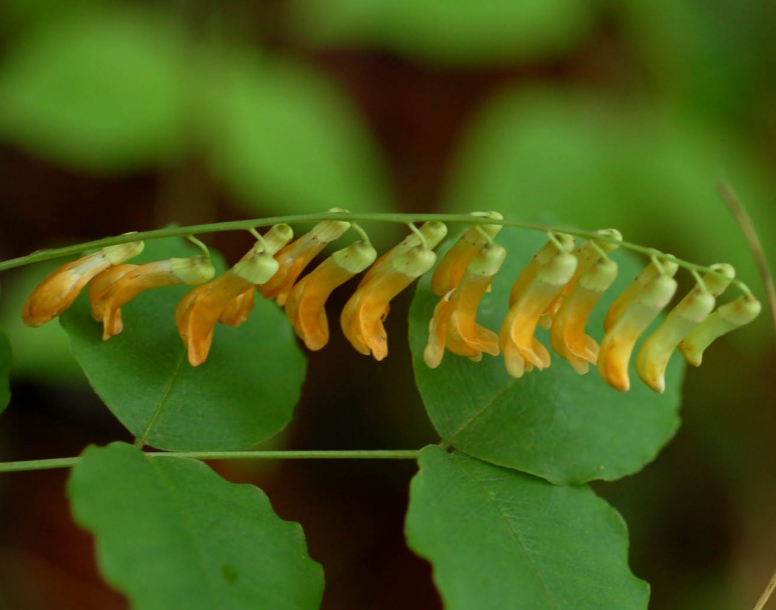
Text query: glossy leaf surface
410 230 683 484
69 443 323 610
405 446 649 610
61 239 306 450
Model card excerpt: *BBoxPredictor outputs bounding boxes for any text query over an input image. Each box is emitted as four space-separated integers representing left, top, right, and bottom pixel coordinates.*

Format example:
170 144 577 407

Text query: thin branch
717 182 776 336
0 449 422 473
753 568 776 610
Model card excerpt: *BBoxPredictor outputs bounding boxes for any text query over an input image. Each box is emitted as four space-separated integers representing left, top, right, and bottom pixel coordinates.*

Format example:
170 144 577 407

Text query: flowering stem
0 449 423 473
0 211 756 297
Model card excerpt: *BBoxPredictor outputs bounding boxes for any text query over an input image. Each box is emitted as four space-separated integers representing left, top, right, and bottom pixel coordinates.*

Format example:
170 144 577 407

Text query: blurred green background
0 0 774 608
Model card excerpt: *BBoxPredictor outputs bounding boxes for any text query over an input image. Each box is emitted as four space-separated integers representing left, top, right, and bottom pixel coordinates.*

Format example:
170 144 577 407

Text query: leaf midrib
137 349 185 445
452 452 559 609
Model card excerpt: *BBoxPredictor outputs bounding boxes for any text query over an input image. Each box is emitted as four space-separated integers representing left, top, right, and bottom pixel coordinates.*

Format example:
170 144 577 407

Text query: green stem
0 211 756 297
0 449 422 473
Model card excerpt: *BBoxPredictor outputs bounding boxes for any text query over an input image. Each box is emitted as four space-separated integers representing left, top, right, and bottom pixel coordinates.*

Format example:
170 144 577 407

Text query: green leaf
68 442 323 610
405 446 649 610
60 238 306 451
409 230 683 484
0 330 11 412
0 7 185 171
443 86 776 323
202 48 393 215
0 260 86 385
291 0 594 66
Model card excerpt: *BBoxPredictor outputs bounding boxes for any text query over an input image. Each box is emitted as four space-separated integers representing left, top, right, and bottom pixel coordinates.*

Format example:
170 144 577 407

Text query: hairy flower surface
425 242 505 368
258 216 351 306
598 271 677 391
285 241 377 351
22 241 144 327
89 257 215 340
636 264 734 392
500 240 577 378
342 245 436 361
550 257 619 374
176 246 280 366
430 213 502 296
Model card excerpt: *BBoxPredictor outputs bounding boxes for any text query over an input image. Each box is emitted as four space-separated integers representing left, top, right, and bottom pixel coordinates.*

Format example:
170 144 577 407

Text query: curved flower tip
89 256 215 341
176 248 279 366
678 294 761 367
550 257 618 375
500 244 577 378
424 242 505 369
342 245 436 361
358 221 447 289
598 273 677 392
285 241 377 351
258 217 350 305
430 212 503 297
22 241 144 328
636 265 734 392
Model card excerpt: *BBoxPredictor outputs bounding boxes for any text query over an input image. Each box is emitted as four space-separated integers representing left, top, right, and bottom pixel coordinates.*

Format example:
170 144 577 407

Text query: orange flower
341 245 436 361
500 239 577 378
89 256 215 340
604 258 678 332
549 257 619 374
598 270 677 391
22 241 144 327
430 212 503 296
258 215 351 306
540 229 622 328
216 223 295 327
424 242 505 368
176 245 280 367
636 264 734 392
285 241 377 351
507 234 575 308
678 294 761 367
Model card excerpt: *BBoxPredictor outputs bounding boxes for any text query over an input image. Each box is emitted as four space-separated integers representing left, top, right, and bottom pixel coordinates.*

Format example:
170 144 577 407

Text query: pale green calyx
170 256 217 285
102 241 145 265
332 241 377 274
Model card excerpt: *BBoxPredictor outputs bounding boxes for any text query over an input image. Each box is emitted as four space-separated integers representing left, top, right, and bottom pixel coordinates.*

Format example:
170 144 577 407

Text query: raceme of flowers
20 212 761 393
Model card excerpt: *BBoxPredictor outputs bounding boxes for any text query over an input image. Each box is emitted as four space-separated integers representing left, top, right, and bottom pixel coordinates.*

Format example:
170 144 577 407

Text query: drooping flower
424 242 506 368
176 244 281 367
258 213 351 306
341 244 437 361
507 233 575 308
217 223 294 329
284 241 377 351
430 212 503 296
22 240 145 327
604 258 678 332
678 294 761 367
500 238 578 378
549 257 619 374
598 268 677 391
636 264 734 392
539 229 622 328
89 256 216 340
